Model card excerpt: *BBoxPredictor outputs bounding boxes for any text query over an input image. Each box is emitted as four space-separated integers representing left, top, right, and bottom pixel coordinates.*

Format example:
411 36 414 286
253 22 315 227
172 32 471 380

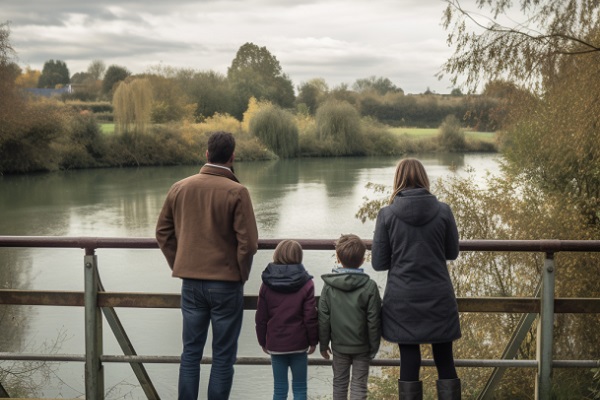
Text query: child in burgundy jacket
255 240 319 400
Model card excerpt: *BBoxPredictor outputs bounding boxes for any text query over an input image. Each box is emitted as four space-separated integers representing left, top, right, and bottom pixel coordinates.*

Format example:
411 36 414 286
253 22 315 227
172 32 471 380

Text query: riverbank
1 113 497 175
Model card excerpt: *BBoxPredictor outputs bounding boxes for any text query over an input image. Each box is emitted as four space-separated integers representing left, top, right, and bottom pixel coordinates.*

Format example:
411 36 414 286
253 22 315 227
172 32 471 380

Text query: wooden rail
2 236 600 399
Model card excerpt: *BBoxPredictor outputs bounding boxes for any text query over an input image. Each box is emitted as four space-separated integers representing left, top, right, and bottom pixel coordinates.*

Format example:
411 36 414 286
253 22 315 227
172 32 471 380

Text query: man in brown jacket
156 131 258 400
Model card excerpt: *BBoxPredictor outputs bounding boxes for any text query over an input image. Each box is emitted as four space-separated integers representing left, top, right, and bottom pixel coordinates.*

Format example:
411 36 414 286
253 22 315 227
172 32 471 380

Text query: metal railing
1 236 600 399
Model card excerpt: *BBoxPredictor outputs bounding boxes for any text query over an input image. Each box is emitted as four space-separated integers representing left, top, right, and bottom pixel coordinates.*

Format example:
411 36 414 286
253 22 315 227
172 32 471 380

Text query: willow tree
249 104 299 158
365 2 600 397
113 78 153 136
433 1 600 397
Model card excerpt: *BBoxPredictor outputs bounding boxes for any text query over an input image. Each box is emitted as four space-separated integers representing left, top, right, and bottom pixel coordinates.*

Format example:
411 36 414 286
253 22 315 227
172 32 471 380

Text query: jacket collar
200 163 239 183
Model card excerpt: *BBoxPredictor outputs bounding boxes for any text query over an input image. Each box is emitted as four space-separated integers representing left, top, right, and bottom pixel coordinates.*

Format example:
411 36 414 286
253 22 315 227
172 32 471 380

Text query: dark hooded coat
371 188 461 344
255 263 319 353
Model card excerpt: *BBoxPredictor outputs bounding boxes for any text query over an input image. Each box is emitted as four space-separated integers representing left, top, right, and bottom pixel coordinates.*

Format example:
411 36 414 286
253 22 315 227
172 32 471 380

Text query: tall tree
102 64 131 95
353 75 403 95
177 69 235 120
296 78 329 115
145 73 195 123
227 42 295 118
436 1 600 396
15 66 40 88
37 59 70 88
87 59 106 81
113 78 153 136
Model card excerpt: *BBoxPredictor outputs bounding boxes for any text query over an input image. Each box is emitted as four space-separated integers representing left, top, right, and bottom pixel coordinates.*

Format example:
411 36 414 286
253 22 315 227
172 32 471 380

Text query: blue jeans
271 352 308 400
178 279 244 400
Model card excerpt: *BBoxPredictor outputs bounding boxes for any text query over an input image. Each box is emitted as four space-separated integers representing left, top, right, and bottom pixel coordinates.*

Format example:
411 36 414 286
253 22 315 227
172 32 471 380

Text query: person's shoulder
363 278 380 291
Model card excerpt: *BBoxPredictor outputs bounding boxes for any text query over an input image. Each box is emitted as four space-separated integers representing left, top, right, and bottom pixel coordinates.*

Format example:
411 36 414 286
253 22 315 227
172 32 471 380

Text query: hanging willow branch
439 0 600 91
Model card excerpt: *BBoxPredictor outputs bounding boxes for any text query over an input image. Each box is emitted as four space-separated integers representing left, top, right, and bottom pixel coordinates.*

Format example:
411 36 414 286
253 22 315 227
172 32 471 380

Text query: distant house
23 84 73 98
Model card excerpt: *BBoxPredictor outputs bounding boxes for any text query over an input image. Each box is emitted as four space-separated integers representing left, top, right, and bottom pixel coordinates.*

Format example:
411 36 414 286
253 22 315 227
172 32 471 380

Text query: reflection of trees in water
0 249 62 396
0 250 29 352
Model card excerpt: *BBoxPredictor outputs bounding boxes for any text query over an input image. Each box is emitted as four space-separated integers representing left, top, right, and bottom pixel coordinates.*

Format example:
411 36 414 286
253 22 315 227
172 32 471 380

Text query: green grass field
100 122 495 144
388 127 496 143
100 123 114 134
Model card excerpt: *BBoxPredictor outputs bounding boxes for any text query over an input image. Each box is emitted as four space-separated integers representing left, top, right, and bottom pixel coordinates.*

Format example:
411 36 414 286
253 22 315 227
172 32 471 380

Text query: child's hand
308 345 316 355
262 346 269 354
320 347 332 359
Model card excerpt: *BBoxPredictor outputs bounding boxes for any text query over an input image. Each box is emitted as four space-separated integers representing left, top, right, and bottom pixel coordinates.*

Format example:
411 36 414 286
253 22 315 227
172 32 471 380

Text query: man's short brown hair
207 131 235 164
335 234 366 269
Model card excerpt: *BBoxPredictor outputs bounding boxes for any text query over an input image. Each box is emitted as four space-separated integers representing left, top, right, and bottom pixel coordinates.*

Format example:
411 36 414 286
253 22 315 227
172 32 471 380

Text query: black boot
398 380 423 400
436 378 461 400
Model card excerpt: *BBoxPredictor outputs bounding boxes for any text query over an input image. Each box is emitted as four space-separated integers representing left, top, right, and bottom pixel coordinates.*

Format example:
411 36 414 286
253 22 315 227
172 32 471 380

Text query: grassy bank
389 127 496 143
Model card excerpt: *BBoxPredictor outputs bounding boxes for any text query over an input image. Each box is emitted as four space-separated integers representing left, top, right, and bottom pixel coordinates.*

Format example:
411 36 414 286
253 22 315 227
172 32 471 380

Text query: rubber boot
398 380 423 400
436 378 461 400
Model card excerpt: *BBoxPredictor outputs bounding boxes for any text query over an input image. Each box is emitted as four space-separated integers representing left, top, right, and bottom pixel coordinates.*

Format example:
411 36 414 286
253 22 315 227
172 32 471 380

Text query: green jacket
318 270 382 357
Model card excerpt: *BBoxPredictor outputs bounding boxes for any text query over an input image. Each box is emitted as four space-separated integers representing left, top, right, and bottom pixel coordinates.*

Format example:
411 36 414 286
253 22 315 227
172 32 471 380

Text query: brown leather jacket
156 164 259 282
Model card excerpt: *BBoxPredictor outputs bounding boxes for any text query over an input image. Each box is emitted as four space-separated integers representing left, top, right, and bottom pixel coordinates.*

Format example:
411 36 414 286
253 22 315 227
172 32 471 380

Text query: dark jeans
178 279 244 400
271 352 308 400
399 342 458 382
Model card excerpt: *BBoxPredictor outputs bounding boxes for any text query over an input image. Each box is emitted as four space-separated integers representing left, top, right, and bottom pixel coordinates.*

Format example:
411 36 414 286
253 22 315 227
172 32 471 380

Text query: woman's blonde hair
388 158 430 204
273 240 303 265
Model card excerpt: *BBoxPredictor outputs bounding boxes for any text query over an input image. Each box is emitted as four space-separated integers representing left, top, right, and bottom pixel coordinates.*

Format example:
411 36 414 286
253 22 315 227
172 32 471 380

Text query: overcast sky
3 0 466 94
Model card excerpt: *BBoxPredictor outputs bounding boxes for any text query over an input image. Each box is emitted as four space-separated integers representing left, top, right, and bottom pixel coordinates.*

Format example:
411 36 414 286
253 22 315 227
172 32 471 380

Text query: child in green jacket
319 234 382 400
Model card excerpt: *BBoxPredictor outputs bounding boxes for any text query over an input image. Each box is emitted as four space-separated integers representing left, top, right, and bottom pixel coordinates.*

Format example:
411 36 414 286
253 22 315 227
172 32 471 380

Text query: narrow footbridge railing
1 236 600 400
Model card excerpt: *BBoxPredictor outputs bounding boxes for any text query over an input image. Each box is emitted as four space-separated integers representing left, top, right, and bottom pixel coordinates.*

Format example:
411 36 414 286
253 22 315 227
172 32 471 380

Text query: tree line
0 25 499 175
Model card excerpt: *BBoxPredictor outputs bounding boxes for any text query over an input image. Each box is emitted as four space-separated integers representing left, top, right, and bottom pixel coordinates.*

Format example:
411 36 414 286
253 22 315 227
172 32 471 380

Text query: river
0 153 500 398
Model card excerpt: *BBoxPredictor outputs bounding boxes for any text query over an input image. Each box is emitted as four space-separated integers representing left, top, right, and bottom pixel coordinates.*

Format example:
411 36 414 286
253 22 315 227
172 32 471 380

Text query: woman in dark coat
371 158 461 400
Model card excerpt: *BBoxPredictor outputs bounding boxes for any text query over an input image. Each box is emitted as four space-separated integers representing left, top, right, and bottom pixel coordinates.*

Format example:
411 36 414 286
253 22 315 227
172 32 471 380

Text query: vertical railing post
536 252 555 399
84 249 104 399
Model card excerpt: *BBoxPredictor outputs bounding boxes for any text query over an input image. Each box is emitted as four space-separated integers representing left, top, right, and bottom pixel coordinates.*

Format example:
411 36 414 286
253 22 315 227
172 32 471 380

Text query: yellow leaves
113 78 153 136
241 96 271 133
14 66 40 88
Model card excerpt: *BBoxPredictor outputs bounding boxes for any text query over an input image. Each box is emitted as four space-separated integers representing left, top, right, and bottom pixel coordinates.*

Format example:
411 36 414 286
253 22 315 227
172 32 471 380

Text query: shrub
438 114 466 152
315 100 364 155
361 118 402 156
249 104 299 158
0 98 67 173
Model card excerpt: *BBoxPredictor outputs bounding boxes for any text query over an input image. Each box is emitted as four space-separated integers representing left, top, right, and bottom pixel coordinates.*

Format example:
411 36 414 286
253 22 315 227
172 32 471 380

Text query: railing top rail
1 236 600 252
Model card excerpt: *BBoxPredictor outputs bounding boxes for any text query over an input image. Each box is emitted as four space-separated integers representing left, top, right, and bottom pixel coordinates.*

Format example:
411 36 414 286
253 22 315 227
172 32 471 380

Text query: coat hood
321 271 371 292
389 188 440 226
261 263 313 293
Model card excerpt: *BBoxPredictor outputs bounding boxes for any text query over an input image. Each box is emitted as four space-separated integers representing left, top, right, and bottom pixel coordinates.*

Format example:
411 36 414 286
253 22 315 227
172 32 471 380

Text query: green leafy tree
102 64 131 95
249 104 298 158
87 59 106 81
353 75 403 95
37 59 70 88
177 69 235 121
296 78 329 115
144 73 195 123
227 42 295 118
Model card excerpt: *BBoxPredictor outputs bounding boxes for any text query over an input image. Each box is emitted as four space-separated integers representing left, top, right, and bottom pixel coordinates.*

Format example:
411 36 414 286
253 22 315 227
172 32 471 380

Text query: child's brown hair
335 234 366 269
273 239 303 265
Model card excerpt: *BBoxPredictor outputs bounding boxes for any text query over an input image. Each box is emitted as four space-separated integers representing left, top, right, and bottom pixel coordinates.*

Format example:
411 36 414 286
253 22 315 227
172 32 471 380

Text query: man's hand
308 345 316 355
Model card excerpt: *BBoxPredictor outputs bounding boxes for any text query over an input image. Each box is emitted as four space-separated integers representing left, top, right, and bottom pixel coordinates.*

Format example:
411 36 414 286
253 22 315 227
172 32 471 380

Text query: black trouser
399 342 458 381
